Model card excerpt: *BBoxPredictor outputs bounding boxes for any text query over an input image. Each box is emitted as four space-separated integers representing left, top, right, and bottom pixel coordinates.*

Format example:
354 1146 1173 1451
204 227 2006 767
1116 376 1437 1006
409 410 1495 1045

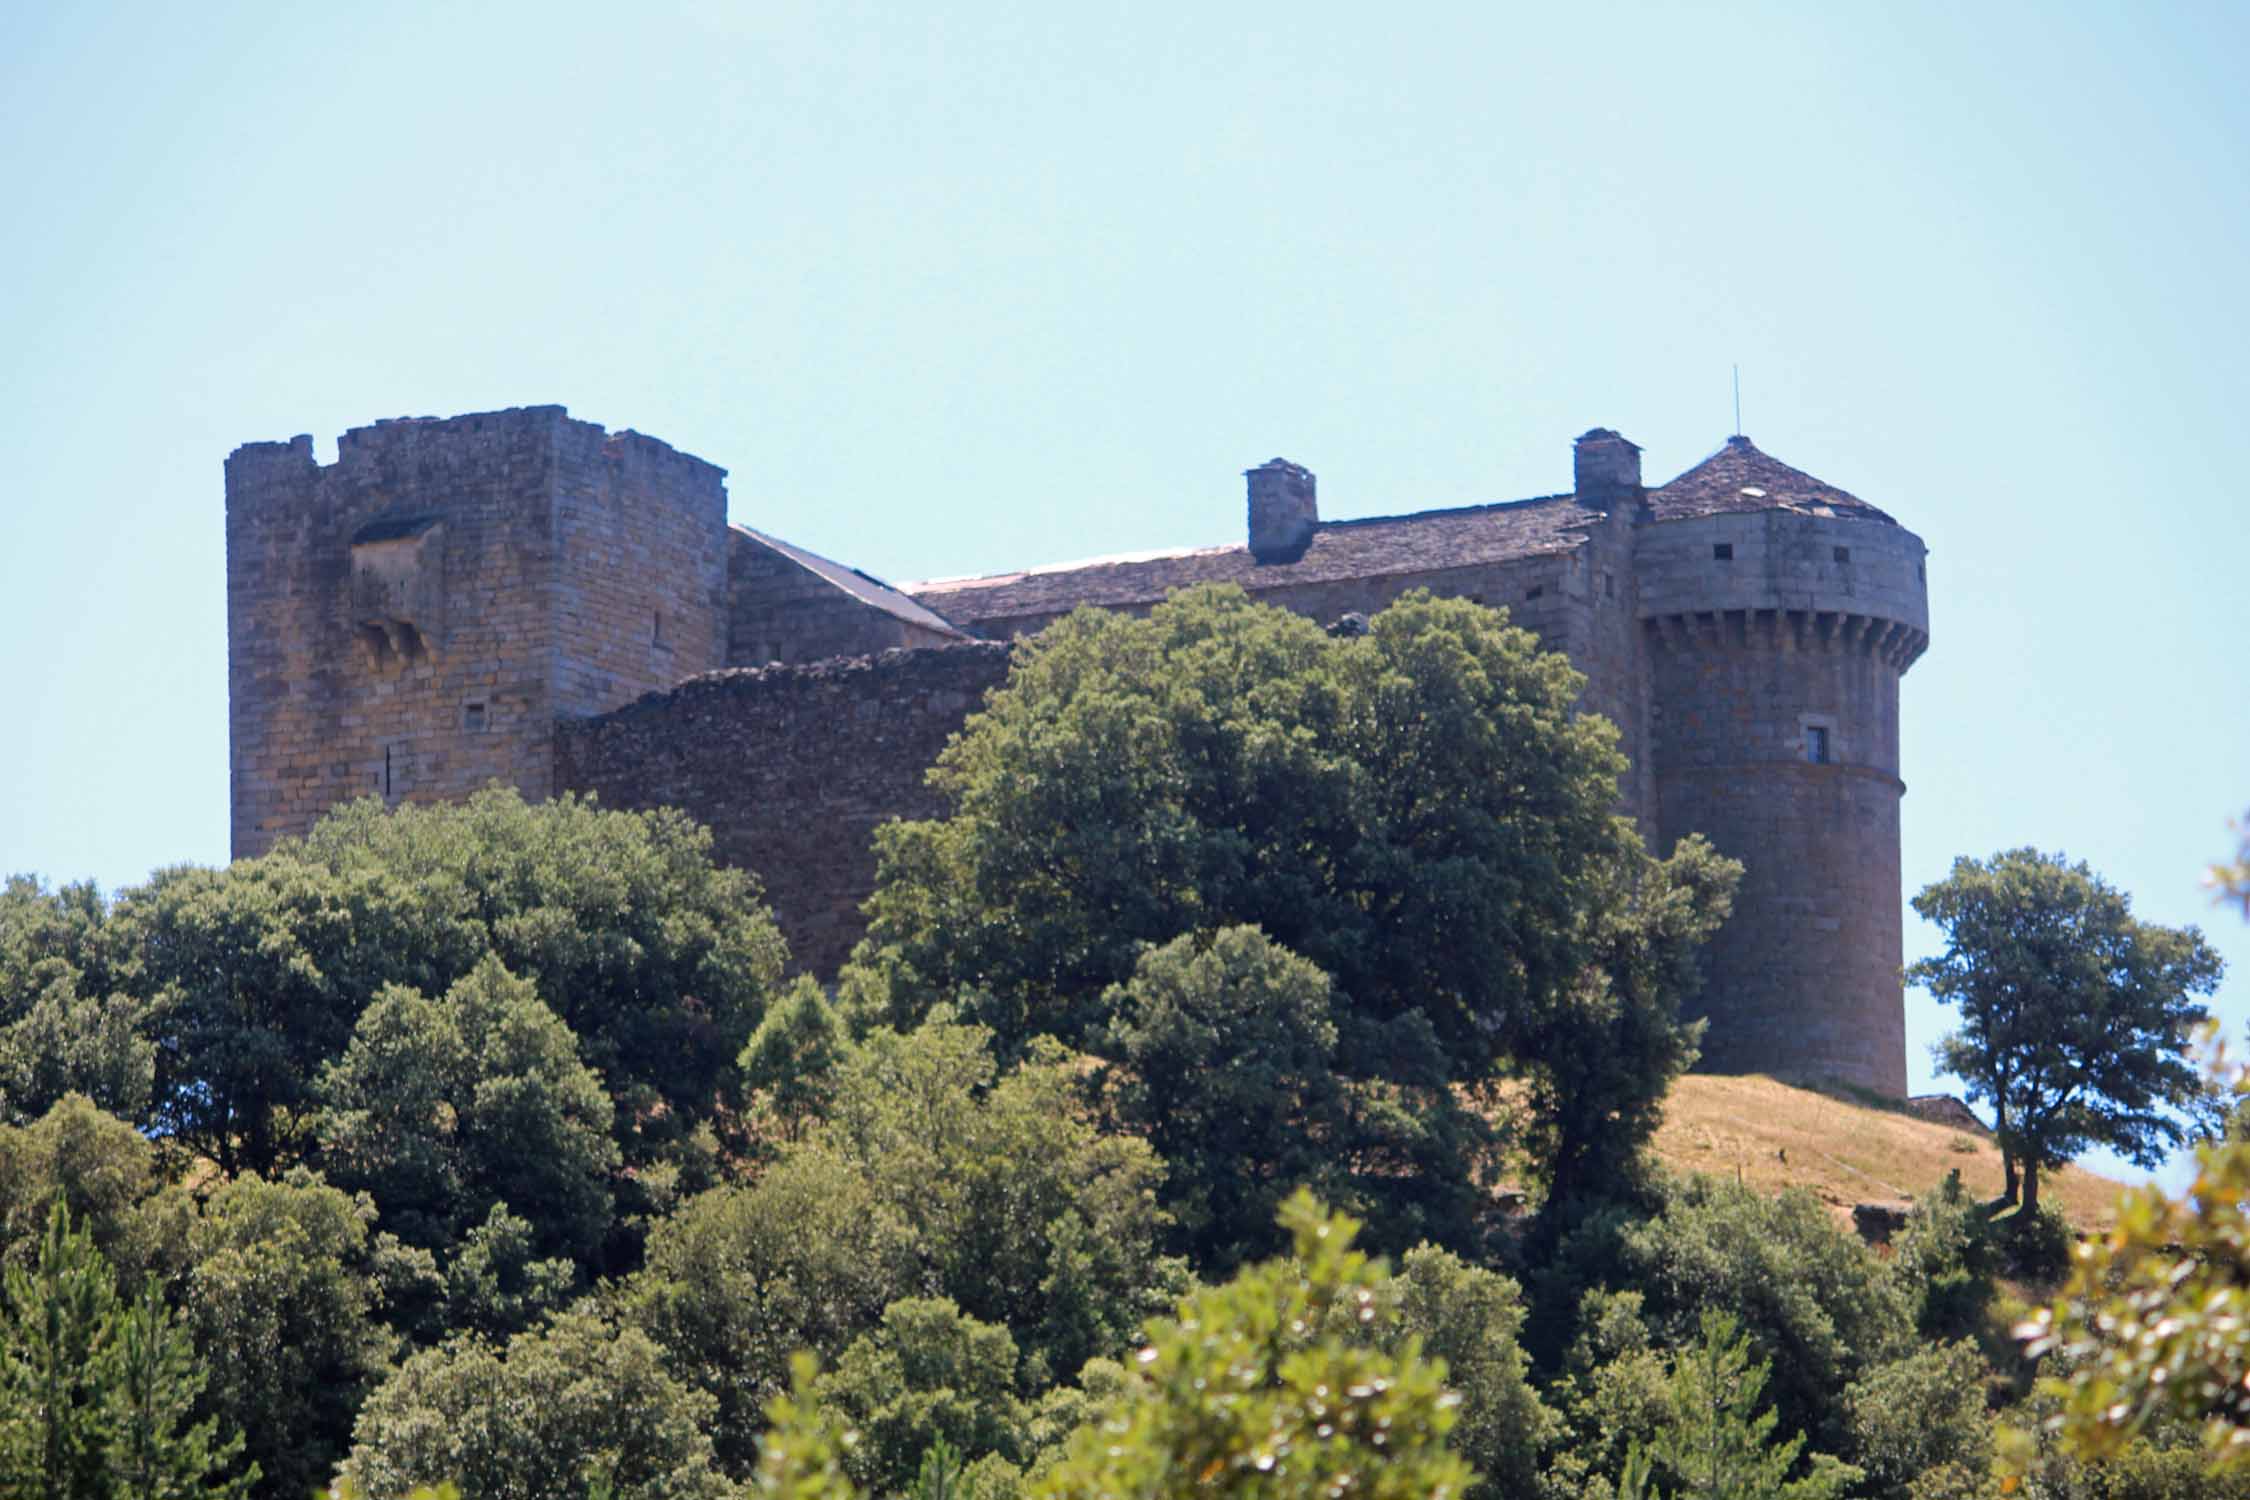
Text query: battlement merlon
224 406 728 504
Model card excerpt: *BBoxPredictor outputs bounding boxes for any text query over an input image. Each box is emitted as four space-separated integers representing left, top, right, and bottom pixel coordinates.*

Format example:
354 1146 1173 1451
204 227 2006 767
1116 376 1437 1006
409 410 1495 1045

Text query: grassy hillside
1651 1074 2131 1231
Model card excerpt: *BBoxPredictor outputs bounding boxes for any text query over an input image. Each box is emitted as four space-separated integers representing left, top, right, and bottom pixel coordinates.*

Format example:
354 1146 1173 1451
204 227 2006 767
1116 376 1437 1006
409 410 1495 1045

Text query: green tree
0 1202 252 1500
0 1094 159 1273
813 1021 1177 1383
0 1201 123 1498
753 1355 863 1500
0 973 153 1128
740 977 852 1142
1379 1244 1556 1500
1646 1309 1856 1500
341 1307 733 1500
1885 1170 2002 1345
1909 849 2225 1214
294 787 789 1167
435 1205 578 1342
632 1024 1177 1471
317 955 620 1266
848 587 1734 1218
106 855 451 1177
1842 1340 1992 1500
107 1280 256 1500
173 1170 396 1500
1034 1190 1476 1500
2017 1051 2250 1475
623 1150 921 1470
813 1298 1030 1496
1540 1172 1909 1462
1093 927 1356 1270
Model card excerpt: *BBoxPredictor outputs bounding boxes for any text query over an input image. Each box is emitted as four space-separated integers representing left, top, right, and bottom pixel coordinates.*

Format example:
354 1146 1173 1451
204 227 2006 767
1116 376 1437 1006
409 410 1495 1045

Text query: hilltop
1652 1073 2130 1230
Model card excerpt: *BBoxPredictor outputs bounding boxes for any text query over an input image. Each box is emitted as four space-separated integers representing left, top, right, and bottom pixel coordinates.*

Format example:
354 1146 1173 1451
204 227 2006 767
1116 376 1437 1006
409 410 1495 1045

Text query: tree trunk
2000 1148 2019 1206
2021 1159 2042 1217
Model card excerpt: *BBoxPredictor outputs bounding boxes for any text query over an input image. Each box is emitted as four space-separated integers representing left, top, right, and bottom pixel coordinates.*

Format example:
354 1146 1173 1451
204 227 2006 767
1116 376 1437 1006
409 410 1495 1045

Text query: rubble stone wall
554 644 1014 975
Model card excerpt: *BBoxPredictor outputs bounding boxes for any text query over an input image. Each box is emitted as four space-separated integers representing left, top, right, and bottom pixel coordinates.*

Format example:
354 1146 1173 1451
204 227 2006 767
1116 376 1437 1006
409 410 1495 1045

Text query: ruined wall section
227 408 570 858
554 644 1014 975
1636 510 1930 1094
554 425 728 716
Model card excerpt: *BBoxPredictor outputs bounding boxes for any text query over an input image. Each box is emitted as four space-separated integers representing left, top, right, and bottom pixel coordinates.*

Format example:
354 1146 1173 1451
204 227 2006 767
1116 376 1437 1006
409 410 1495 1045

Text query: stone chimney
1246 458 1317 563
1572 428 1643 509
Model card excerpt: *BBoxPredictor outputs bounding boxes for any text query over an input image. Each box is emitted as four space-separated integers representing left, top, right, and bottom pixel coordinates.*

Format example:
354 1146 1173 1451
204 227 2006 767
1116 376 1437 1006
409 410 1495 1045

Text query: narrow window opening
1713 543 1733 561
383 745 393 799
1525 585 1544 601
1833 546 1851 563
653 611 665 647
463 702 487 734
1604 573 1615 598
1805 726 1831 765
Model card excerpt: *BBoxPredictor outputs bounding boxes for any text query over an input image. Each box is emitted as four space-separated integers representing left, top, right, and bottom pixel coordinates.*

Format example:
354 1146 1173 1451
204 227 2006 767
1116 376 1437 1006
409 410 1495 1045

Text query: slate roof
1649 436 1898 525
731 524 969 638
899 436 1895 629
905 493 1600 627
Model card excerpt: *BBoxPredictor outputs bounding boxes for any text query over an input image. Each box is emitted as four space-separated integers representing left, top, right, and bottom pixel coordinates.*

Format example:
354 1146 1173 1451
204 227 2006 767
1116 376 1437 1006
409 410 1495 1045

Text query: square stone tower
225 405 728 857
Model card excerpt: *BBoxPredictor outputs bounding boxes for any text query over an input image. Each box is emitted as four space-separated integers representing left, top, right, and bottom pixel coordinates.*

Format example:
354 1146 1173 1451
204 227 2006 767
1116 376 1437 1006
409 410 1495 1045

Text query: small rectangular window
1833 546 1851 563
1713 543 1733 561
1604 573 1616 598
653 611 666 647
463 702 487 733
1525 585 1544 601
1805 726 1831 765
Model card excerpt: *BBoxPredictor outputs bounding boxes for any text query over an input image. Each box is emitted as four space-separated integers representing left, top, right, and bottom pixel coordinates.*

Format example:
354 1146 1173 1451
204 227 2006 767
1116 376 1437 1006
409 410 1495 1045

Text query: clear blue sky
2 3 2243 1173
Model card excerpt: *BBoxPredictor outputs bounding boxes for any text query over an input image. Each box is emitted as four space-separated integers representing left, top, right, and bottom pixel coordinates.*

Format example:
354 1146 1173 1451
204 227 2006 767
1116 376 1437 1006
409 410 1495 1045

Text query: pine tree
108 1281 255 1500
0 1199 256 1500
1650 1310 1855 1500
0 1200 122 1500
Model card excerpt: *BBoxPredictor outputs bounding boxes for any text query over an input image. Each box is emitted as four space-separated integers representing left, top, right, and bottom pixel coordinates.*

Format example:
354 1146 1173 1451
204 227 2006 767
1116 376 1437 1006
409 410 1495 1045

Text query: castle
226 405 1930 1094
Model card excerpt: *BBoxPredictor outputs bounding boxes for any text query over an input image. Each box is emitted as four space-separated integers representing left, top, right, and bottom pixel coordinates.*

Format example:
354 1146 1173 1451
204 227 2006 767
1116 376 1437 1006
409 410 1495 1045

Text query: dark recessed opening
653 611 666 647
1605 573 1615 598
359 625 394 669
463 702 487 733
1713 543 1733 561
1833 546 1851 563
1525 585 1544 601
1805 725 1831 765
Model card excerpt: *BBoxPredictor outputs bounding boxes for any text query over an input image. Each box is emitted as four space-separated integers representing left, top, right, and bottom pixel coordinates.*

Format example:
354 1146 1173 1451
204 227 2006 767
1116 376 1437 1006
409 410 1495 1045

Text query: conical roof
1649 435 1897 525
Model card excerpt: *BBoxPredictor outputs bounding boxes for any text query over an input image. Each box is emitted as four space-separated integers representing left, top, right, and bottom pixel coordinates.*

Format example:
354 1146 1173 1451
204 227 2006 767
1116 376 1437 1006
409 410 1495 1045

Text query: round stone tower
1635 437 1930 1095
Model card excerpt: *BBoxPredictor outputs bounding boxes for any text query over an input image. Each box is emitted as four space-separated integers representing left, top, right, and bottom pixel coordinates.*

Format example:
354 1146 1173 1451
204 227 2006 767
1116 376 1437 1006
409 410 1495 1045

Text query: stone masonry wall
1639 510 1927 1095
554 425 729 717
228 409 568 857
553 644 1014 975
726 530 958 666
228 406 734 859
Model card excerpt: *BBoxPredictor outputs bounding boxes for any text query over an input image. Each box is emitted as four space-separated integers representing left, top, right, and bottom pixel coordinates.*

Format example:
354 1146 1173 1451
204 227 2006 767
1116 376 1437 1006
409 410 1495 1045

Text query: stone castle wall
554 425 730 716
228 407 730 859
228 409 1932 1094
727 531 960 666
1637 510 1929 1095
553 644 1014 974
228 412 566 856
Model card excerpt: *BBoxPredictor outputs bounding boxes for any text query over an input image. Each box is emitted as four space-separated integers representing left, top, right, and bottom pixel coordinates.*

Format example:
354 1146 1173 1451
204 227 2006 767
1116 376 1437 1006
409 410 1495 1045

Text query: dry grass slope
1652 1074 2129 1231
